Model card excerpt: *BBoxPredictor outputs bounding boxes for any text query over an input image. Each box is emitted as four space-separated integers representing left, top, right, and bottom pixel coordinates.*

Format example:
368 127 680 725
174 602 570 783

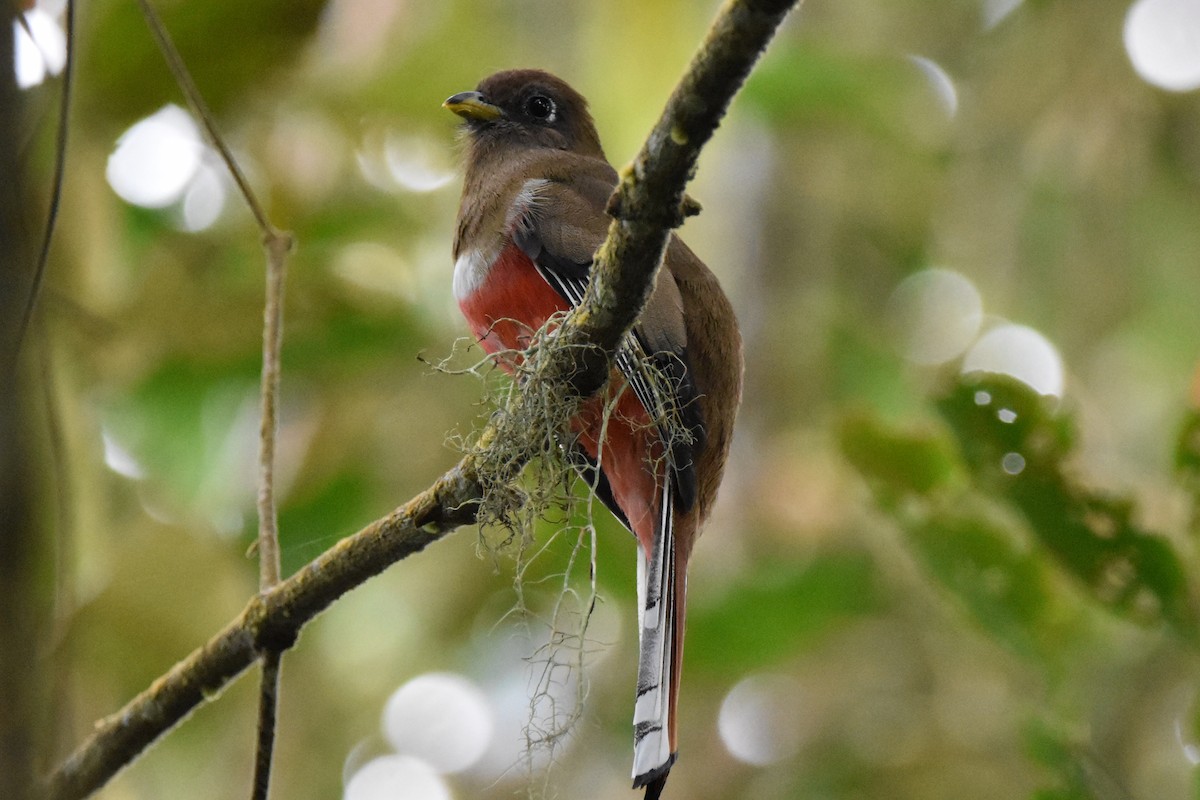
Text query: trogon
445 69 743 800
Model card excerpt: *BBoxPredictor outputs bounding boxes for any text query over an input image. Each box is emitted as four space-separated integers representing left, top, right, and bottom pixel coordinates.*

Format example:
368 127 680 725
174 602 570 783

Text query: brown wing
510 164 707 513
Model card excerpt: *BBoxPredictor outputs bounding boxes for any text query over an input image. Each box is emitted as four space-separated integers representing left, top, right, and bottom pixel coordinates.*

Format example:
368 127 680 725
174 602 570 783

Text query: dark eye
525 94 556 122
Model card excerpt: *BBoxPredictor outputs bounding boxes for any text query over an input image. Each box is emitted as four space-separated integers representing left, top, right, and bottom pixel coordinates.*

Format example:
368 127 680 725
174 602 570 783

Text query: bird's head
444 69 605 159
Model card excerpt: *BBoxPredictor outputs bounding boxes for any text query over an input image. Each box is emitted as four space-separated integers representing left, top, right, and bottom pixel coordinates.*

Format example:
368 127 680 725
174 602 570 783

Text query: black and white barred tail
631 482 682 799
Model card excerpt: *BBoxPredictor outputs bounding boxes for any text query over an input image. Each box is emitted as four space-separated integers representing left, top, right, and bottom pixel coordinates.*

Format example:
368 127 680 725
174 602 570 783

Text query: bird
444 69 742 799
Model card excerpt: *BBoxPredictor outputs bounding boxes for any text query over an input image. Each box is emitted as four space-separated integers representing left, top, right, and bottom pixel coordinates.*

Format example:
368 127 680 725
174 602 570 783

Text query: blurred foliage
1177 406 1200 537
14 0 1200 799
78 0 327 121
689 553 879 675
940 376 1194 634
843 373 1199 656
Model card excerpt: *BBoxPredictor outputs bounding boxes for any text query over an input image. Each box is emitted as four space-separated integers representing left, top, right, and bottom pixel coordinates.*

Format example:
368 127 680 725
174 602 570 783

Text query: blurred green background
14 0 1200 798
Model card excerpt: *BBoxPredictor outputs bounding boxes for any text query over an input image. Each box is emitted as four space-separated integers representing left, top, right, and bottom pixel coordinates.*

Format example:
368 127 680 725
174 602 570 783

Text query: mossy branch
44 1 801 797
569 0 799 394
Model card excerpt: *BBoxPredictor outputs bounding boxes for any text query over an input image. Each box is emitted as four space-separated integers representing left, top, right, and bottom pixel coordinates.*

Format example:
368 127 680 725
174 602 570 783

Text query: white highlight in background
107 105 204 209
101 429 145 479
13 9 66 90
888 268 983 365
357 127 456 194
344 754 451 800
1001 452 1026 475
983 0 1024 29
384 132 456 192
180 162 227 232
718 673 807 766
908 55 959 118
961 323 1065 398
1176 717 1200 766
1125 0 1200 92
382 673 493 775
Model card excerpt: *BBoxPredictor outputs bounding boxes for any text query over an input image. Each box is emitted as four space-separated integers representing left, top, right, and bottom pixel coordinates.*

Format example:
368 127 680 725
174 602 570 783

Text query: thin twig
133 0 277 237
9 0 76 377
257 237 288 591
133 4 295 798
130 0 294 591
16 10 33 40
249 161 291 800
45 1 800 797
250 652 283 800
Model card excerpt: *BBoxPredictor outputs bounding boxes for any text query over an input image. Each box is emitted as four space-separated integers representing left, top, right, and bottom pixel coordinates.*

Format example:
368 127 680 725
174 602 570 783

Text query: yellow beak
443 91 502 122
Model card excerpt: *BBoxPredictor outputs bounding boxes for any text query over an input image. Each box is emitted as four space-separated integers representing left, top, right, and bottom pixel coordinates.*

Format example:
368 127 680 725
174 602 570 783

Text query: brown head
444 69 606 160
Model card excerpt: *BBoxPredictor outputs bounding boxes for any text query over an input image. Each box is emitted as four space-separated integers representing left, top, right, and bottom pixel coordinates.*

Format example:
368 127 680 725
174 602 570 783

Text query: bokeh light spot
180 162 227 232
1125 0 1200 92
344 754 451 800
983 0 1024 29
1001 452 1026 475
718 673 807 766
1176 717 1200 765
13 9 66 90
385 132 456 193
107 105 204 209
382 672 493 775
908 55 959 118
101 429 144 479
357 126 456 194
961 323 1064 397
888 268 983 365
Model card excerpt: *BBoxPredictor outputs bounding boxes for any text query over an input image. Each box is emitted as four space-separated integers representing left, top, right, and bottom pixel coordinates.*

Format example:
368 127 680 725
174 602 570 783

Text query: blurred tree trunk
1 10 48 800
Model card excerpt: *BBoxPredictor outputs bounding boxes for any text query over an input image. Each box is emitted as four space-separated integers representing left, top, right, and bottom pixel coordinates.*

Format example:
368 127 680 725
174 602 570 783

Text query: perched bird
445 69 742 799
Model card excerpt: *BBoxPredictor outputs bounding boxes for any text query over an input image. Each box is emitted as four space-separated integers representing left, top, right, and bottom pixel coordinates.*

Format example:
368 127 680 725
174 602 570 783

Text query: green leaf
1177 409 1200 478
688 553 878 675
744 44 913 142
103 358 259 516
838 412 961 496
936 374 1074 475
1024 721 1093 800
81 0 326 123
939 374 1196 637
906 511 1061 661
1175 409 1200 537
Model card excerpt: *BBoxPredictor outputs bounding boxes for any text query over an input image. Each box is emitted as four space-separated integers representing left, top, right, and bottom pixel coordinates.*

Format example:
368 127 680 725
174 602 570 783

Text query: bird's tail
631 482 687 799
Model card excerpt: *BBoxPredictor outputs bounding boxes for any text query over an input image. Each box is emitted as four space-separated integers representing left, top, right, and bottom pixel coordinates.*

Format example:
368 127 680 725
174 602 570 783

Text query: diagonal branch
44 1 800 798
46 458 485 800
577 0 800 373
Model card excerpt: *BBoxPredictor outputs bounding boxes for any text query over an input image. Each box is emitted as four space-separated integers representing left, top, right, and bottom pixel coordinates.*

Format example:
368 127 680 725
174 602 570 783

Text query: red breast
456 239 664 544
455 242 569 362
